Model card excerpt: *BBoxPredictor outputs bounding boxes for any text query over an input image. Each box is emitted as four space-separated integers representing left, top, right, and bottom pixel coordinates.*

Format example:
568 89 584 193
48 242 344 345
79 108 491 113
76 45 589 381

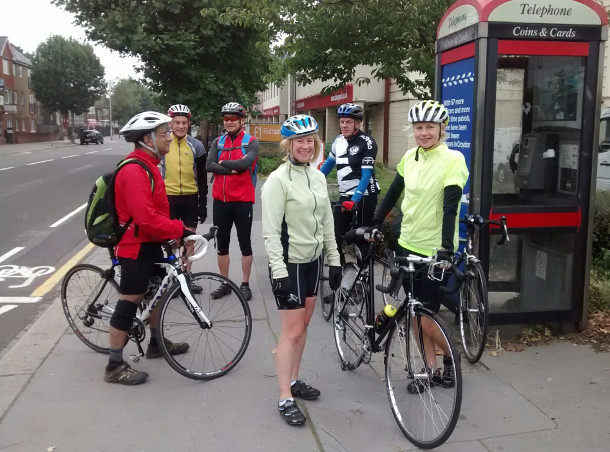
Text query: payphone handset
510 132 579 194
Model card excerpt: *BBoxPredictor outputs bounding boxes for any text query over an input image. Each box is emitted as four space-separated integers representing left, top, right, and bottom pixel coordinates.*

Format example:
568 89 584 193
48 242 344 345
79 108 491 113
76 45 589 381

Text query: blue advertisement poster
441 57 475 199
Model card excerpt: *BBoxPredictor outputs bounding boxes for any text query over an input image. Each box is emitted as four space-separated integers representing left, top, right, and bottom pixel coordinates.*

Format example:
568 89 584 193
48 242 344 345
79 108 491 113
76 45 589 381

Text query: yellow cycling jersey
165 135 198 196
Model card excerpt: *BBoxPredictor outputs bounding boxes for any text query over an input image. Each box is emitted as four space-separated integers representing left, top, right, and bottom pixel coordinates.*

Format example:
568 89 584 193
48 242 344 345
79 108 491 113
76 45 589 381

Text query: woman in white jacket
261 114 342 426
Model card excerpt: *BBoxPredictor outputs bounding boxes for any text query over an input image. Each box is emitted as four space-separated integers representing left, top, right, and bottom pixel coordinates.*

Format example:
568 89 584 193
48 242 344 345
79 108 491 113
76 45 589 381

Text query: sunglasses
223 116 240 122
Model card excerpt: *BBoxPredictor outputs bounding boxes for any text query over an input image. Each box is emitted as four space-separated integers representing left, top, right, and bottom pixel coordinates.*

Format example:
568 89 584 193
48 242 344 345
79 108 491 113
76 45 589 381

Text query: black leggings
213 200 253 256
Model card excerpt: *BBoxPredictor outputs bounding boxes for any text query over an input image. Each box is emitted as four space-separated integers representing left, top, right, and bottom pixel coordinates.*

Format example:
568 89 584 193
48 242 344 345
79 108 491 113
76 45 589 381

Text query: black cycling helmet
337 103 363 120
221 102 246 118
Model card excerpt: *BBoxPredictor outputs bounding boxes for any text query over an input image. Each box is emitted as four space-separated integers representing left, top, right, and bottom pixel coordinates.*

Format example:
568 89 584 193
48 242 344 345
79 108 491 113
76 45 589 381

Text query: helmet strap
138 133 161 158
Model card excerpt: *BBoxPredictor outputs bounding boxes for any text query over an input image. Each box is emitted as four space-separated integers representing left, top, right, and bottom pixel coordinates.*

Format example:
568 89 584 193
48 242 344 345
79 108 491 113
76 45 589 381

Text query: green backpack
84 158 154 248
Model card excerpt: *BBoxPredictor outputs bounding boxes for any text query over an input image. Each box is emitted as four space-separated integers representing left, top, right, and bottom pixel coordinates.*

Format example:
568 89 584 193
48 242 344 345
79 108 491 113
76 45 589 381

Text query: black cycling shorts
213 199 253 256
270 256 321 310
395 245 449 314
168 194 198 229
118 243 164 295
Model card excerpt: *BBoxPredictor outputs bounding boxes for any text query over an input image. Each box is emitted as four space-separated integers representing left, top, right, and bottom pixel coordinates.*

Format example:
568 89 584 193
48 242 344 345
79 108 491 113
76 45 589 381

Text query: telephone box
436 0 608 326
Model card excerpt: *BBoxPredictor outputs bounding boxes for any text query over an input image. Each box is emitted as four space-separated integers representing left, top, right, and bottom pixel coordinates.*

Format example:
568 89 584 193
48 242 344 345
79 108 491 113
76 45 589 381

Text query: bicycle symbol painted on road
0 265 55 288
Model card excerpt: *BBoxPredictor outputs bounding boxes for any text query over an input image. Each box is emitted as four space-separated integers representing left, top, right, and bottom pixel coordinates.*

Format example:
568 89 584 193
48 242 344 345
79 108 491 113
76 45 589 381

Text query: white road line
61 154 78 159
0 305 17 316
27 159 54 166
102 148 112 151
85 151 98 154
49 203 87 228
0 167 15 171
0 247 24 264
0 297 42 304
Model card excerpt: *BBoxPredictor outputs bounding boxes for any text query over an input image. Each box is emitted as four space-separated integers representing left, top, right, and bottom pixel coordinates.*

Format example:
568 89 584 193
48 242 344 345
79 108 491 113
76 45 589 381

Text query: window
22 119 25 131
15 120 19 131
88 106 95 114
2 59 8 74
12 63 16 76
13 91 18 104
29 94 35 115
7 118 12 129
21 93 25 105
18 65 23 77
30 120 36 132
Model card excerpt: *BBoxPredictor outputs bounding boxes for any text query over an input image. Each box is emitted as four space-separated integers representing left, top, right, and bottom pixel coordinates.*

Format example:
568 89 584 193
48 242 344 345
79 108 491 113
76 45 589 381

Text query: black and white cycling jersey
329 130 380 197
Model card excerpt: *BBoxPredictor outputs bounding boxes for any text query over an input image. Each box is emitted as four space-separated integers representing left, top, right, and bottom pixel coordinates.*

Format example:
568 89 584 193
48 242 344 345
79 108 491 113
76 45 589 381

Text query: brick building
0 36 43 145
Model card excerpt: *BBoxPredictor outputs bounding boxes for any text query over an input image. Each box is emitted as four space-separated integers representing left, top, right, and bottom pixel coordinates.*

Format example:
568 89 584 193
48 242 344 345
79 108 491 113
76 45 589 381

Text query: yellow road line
30 243 96 297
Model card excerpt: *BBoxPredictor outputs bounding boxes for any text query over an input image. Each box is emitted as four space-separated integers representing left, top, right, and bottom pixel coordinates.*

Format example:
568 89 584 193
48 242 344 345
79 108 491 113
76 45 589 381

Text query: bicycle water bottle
375 304 397 333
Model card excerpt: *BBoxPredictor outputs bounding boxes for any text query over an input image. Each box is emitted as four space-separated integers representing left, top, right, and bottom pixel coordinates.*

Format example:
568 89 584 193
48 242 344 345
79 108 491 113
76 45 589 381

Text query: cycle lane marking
30 242 95 298
0 305 17 316
60 155 78 159
0 167 15 171
0 248 24 264
49 203 87 228
0 297 41 304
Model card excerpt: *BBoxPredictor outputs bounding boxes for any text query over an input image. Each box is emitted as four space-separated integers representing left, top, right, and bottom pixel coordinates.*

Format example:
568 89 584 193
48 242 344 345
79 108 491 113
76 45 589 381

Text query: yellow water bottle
375 304 397 333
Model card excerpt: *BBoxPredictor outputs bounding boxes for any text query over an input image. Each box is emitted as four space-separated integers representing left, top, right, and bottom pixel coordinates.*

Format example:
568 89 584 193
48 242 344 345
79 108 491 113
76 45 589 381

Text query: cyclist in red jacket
104 111 192 386
206 102 259 301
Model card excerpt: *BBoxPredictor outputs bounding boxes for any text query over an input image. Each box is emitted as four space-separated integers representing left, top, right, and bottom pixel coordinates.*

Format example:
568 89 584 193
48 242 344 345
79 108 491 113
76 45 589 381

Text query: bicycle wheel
318 254 334 321
460 260 489 363
333 263 367 371
385 309 462 449
381 249 395 305
61 264 119 354
156 272 252 380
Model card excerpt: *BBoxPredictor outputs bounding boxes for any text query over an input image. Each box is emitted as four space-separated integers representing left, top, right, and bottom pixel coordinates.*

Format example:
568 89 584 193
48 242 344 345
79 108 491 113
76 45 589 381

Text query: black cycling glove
197 201 207 224
271 276 292 298
329 266 342 291
436 249 454 264
182 228 196 239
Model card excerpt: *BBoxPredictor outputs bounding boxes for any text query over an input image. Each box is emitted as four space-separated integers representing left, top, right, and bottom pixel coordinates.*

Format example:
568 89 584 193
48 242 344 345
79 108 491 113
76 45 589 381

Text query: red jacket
211 130 257 203
114 149 184 259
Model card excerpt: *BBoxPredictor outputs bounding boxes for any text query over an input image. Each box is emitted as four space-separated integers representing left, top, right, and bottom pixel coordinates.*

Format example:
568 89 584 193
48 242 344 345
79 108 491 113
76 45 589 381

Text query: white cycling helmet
120 111 171 157
281 115 319 139
167 104 191 118
408 100 449 124
120 111 172 142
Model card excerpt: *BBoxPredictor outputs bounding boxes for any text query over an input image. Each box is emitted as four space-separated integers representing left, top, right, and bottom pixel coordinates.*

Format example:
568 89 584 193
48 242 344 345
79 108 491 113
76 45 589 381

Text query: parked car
80 129 104 145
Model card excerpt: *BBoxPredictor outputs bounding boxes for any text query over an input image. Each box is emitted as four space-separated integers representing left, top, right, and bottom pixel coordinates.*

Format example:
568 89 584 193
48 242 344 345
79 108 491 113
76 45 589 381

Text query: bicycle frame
338 229 443 360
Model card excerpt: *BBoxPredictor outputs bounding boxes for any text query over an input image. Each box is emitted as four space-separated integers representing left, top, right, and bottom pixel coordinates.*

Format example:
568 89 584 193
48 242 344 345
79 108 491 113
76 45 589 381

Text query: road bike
61 227 252 380
453 214 509 363
333 227 462 449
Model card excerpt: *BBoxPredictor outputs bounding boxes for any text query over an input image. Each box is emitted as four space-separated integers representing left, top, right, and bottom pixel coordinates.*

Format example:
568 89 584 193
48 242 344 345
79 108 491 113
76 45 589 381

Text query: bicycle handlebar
376 253 464 295
344 227 383 244
183 226 217 262
460 214 509 245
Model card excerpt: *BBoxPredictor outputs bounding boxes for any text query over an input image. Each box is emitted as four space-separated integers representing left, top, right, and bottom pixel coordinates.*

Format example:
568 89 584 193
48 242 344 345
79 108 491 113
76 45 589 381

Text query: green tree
53 0 271 124
109 78 163 127
213 0 453 97
31 35 106 116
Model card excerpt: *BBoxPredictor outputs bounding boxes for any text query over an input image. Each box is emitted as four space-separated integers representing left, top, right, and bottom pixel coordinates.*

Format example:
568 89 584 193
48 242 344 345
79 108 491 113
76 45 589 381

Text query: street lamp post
107 80 114 140
109 92 113 140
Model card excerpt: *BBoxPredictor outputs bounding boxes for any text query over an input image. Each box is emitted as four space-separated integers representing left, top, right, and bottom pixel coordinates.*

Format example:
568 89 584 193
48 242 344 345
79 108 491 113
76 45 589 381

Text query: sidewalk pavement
0 187 609 452
0 138 78 156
